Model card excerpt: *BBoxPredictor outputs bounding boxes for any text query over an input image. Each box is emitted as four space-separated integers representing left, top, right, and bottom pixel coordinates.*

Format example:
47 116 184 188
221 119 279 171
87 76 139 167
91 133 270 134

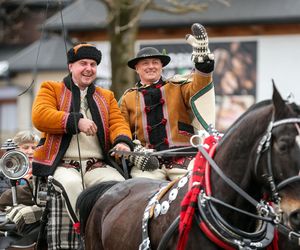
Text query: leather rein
254 117 300 245
155 117 300 249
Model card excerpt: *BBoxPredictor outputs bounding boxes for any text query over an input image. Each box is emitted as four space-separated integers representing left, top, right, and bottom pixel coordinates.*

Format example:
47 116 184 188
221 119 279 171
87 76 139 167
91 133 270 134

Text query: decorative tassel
73 222 81 234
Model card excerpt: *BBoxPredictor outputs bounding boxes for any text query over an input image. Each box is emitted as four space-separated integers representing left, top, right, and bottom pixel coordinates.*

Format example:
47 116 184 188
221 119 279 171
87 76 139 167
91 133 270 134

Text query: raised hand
186 23 214 63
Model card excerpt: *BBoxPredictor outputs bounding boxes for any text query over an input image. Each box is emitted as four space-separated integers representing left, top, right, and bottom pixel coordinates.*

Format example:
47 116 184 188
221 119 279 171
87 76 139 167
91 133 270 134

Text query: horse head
210 84 300 247
248 84 300 242
267 85 300 238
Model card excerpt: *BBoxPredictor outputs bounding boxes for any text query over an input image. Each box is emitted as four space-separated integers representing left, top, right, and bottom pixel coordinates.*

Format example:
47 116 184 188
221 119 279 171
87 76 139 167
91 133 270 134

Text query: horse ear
272 80 288 119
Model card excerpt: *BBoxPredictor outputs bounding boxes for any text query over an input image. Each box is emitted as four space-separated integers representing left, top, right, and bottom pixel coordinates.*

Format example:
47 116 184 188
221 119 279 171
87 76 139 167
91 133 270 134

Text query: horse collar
196 191 276 249
195 149 277 250
139 174 190 250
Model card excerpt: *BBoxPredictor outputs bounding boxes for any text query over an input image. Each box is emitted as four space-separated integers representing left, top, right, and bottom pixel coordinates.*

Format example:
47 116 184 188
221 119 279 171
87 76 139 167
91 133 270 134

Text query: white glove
186 23 214 63
6 204 26 223
6 204 42 225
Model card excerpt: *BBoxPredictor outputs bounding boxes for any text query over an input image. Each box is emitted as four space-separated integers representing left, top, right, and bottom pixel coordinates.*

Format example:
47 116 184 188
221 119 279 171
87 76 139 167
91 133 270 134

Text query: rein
197 117 300 248
156 136 277 250
254 117 300 245
195 142 276 249
138 117 300 249
167 116 300 248
190 139 276 250
155 136 277 250
198 144 269 211
255 117 300 204
113 146 197 158
255 117 300 198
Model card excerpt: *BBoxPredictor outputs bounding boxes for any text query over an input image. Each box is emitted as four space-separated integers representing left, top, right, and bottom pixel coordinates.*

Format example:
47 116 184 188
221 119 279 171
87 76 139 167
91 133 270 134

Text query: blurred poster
211 41 257 96
139 40 257 132
215 95 255 132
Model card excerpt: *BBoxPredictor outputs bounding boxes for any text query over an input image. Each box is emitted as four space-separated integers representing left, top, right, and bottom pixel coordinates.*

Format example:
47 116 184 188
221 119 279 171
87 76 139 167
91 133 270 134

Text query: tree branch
116 0 152 33
149 0 230 14
149 1 208 14
101 0 231 34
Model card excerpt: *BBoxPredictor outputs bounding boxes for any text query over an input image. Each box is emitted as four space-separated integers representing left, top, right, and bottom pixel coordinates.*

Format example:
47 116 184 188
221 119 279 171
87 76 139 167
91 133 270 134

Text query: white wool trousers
53 160 125 223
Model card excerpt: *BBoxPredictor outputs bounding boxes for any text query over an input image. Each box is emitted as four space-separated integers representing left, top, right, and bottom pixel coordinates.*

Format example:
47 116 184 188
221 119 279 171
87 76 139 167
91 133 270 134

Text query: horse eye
278 141 289 153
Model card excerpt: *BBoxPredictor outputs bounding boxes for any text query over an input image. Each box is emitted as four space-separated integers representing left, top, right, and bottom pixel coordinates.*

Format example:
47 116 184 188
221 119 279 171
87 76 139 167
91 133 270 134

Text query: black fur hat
67 43 102 65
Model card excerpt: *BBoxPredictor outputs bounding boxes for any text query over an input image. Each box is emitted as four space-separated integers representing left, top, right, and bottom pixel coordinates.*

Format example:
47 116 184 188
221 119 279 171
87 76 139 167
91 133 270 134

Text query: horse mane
76 181 119 234
217 99 272 148
217 97 300 150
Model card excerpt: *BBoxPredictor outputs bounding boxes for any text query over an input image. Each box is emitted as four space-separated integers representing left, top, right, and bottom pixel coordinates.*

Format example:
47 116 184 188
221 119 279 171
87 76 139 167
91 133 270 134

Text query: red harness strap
200 142 235 250
177 135 218 250
199 221 234 250
204 144 278 250
267 229 279 250
177 135 278 250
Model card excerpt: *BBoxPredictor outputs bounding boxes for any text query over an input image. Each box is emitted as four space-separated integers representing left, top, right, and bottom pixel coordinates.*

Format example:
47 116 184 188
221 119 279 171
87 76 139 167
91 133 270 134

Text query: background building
1 0 300 139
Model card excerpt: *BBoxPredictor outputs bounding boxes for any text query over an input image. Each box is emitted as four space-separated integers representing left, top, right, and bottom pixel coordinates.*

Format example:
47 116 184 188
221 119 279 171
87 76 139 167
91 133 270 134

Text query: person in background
0 130 40 209
119 23 215 181
13 130 40 181
0 166 11 196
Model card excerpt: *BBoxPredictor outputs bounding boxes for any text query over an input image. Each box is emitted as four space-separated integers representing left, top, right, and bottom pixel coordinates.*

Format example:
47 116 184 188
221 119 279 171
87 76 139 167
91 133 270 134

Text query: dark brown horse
77 85 300 250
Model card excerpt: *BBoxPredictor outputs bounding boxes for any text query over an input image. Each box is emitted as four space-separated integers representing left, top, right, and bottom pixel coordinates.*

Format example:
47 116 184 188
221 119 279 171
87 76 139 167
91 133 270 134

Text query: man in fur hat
119 23 215 180
32 43 133 227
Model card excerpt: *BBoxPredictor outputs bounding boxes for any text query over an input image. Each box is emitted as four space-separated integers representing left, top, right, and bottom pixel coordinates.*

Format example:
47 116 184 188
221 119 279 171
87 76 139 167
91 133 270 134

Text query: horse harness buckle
288 231 300 246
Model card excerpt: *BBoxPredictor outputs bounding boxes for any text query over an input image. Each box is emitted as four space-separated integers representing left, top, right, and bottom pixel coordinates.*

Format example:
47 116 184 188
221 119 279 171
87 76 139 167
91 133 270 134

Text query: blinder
255 117 300 200
255 116 300 245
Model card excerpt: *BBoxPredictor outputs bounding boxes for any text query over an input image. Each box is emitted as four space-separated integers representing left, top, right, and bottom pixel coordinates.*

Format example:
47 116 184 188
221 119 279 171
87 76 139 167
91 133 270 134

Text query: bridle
254 117 300 244
155 116 300 249
255 117 300 201
194 116 300 249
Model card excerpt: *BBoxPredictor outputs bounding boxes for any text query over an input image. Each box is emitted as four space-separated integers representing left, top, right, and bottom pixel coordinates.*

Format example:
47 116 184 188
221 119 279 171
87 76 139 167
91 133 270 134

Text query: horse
77 85 300 250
